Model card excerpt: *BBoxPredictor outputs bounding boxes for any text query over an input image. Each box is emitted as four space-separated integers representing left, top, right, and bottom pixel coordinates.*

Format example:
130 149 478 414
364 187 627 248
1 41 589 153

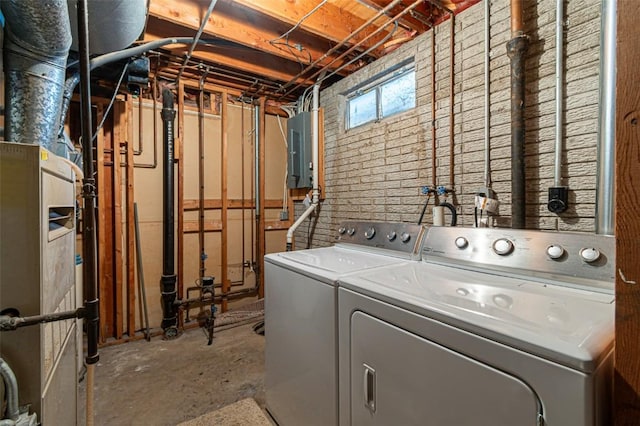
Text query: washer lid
338 262 614 373
265 246 408 281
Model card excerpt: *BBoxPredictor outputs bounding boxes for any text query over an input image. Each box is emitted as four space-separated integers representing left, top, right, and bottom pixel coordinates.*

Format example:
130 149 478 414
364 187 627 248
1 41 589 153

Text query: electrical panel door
287 112 312 189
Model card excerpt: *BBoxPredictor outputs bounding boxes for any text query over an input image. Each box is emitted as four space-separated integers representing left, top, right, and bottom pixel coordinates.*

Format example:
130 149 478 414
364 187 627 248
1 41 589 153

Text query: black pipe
161 88 178 338
77 0 100 366
440 202 458 227
507 35 529 229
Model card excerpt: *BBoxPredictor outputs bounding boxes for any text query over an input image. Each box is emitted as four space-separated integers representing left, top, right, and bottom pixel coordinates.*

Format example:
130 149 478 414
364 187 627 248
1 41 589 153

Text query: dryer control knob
365 227 376 240
493 238 514 256
400 232 411 243
347 227 356 236
387 231 397 242
580 247 601 263
455 237 468 249
338 226 346 235
546 245 564 260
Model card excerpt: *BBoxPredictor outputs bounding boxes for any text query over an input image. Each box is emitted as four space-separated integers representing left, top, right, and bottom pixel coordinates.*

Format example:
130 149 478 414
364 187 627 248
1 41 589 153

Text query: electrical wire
277 115 289 214
270 0 328 43
91 63 129 142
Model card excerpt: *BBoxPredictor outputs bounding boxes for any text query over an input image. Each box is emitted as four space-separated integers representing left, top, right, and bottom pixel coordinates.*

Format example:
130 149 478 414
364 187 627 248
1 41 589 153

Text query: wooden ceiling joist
148 0 356 75
144 19 310 85
229 0 393 55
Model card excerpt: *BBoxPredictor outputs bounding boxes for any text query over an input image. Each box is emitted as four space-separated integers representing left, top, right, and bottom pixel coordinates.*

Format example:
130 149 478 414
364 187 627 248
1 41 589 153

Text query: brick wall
295 0 602 249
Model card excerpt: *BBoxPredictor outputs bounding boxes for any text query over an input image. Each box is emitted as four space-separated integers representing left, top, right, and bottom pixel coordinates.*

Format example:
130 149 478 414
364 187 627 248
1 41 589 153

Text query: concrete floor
79 321 266 425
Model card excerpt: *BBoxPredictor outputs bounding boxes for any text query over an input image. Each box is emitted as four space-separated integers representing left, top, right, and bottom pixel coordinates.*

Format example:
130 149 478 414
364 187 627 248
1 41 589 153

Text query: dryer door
350 312 542 426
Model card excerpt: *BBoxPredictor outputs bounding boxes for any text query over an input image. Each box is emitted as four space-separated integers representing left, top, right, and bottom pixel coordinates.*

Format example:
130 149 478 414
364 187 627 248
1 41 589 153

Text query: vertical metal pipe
77 0 99 367
431 28 437 188
449 13 455 188
483 0 491 187
254 104 261 215
160 89 178 337
507 0 529 229
595 0 616 235
554 0 564 187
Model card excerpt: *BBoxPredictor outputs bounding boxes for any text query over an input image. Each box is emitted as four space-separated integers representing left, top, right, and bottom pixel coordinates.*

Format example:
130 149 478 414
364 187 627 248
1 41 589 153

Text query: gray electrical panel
287 112 313 189
0 141 78 425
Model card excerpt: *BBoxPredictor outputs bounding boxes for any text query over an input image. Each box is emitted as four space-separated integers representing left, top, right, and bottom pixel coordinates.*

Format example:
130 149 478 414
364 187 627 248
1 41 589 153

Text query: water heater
0 141 78 424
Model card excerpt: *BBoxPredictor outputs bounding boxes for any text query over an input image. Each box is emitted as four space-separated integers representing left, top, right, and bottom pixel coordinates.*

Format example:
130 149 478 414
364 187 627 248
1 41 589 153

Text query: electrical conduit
286 82 321 250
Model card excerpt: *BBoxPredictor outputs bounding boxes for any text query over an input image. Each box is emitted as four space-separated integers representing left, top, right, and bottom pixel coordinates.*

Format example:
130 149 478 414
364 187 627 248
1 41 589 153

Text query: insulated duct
507 0 529 229
160 89 178 338
595 0 616 235
67 0 146 56
1 0 72 150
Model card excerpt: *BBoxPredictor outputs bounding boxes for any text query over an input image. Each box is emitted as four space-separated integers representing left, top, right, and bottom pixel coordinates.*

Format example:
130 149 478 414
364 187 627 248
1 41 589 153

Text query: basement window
346 63 415 129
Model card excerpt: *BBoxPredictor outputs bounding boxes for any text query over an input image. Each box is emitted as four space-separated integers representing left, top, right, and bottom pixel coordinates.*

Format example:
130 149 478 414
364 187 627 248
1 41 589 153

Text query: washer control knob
546 245 564 260
347 227 356 236
455 237 468 249
580 247 601 263
400 232 411 243
364 227 376 240
387 231 397 242
338 226 346 235
493 238 514 256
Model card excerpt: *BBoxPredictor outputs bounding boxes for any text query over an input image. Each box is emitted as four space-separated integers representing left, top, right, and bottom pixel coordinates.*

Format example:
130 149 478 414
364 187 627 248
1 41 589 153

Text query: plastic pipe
286 81 321 249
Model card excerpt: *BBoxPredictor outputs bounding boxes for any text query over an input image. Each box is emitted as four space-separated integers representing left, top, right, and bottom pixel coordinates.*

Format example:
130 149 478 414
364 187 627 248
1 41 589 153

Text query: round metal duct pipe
67 0 146 55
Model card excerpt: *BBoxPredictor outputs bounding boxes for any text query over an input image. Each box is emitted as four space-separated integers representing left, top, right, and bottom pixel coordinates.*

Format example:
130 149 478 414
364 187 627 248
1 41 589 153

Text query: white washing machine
338 226 615 426
265 221 426 426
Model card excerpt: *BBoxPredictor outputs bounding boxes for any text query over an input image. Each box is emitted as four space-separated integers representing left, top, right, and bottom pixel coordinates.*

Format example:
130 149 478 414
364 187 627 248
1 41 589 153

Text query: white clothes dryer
338 226 615 426
265 221 426 426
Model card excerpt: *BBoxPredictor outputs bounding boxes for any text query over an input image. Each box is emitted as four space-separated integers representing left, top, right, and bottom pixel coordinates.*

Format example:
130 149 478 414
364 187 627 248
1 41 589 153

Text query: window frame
345 62 416 130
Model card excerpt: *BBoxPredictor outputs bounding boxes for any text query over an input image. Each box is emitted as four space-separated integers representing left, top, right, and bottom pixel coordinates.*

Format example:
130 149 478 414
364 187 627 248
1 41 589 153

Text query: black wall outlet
548 186 569 214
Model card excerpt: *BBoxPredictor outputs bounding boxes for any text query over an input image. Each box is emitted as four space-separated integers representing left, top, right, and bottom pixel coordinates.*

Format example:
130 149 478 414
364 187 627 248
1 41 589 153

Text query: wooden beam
177 81 185 329
614 0 640 423
184 220 223 233
230 0 390 53
143 20 309 84
221 90 229 312
113 101 124 340
147 2 355 74
265 220 293 230
258 97 266 298
96 105 108 343
125 95 136 336
183 198 286 210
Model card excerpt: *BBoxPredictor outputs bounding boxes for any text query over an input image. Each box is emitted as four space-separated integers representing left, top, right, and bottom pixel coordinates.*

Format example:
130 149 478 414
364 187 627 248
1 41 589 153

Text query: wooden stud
184 220 223 233
221 91 229 312
183 199 287 210
614 0 640 422
96 104 108 343
113 101 124 340
126 95 136 336
177 81 185 328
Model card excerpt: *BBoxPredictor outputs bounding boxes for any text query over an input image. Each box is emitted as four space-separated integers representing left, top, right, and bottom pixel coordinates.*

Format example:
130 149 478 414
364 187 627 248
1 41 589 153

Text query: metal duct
160 88 178 338
507 0 529 229
595 0 616 235
67 0 146 55
1 0 72 149
0 358 19 422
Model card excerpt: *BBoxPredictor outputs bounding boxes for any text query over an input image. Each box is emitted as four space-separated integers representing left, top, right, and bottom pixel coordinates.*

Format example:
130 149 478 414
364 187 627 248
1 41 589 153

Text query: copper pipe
431 28 437 188
133 76 159 168
511 0 524 36
134 85 144 155
279 0 406 95
449 12 455 188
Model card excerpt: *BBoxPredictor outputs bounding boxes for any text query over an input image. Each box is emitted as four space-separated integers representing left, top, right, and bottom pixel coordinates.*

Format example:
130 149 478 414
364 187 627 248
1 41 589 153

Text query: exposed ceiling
141 0 480 101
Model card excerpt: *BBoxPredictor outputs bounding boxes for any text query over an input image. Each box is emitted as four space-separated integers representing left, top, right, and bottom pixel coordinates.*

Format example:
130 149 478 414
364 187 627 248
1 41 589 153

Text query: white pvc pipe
286 81 321 248
483 0 491 187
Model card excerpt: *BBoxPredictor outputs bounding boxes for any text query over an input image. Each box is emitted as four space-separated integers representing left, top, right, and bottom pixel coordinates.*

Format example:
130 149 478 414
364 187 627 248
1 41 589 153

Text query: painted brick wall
295 0 602 249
